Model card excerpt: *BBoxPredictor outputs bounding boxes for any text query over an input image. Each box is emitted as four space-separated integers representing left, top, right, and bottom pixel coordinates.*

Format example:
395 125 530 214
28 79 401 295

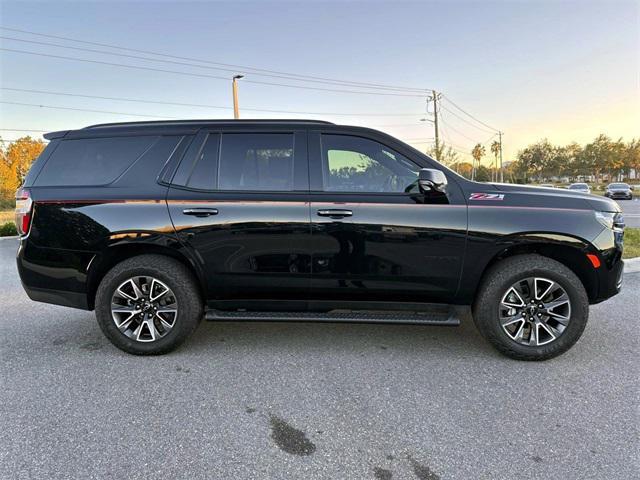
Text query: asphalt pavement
619 197 640 228
1 237 638 480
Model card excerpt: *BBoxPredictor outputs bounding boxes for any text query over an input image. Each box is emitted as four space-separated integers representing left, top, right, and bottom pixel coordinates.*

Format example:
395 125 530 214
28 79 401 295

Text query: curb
625 257 640 274
0 235 18 240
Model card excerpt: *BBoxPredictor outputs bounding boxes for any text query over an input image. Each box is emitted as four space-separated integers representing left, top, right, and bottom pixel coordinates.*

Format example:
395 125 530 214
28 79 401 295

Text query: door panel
308 131 467 303
166 129 312 303
167 195 311 301
309 196 466 303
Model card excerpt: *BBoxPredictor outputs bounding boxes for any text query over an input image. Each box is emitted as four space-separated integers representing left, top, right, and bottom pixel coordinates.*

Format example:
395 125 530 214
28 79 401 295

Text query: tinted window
35 136 156 186
219 133 294 191
321 134 419 193
179 133 220 190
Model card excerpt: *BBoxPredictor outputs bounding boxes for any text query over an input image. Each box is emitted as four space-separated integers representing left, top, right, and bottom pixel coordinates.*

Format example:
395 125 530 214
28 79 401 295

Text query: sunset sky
1 0 638 164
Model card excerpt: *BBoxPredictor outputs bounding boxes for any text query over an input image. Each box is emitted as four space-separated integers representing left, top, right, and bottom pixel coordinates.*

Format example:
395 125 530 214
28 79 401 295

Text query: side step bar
205 306 461 326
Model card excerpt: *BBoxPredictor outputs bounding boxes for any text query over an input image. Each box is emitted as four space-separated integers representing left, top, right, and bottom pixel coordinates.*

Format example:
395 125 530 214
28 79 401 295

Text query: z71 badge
469 193 505 200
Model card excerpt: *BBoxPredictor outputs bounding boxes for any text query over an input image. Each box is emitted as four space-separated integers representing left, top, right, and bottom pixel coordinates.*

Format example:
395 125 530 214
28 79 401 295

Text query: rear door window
34 136 157 186
169 133 220 191
219 133 294 191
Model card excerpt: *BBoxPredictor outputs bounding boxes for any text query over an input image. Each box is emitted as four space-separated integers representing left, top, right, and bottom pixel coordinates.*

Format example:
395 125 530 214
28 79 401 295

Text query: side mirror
418 168 448 193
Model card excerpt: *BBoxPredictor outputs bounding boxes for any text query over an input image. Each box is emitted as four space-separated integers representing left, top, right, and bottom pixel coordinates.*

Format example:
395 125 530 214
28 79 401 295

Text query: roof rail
83 119 335 129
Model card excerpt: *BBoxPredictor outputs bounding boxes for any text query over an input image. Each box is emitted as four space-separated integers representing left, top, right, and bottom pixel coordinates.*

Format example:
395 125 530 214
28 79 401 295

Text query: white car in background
568 183 591 194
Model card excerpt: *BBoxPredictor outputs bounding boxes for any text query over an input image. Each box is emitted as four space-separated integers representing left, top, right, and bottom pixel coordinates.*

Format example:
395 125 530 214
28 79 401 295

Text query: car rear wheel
473 254 589 361
95 255 203 355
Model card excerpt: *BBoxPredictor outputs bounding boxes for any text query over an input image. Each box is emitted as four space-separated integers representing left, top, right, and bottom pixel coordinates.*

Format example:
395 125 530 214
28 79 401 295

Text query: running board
204 306 461 326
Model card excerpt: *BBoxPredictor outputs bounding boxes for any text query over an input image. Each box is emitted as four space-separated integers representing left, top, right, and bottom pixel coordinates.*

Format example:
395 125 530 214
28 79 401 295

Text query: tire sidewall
95 259 201 355
475 259 589 360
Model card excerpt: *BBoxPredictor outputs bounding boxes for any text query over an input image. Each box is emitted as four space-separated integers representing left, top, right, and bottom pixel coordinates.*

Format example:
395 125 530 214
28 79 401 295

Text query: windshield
569 184 588 189
609 183 629 188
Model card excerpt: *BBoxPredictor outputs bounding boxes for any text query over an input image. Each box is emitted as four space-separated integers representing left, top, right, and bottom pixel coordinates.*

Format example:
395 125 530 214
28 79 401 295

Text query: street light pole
232 75 244 119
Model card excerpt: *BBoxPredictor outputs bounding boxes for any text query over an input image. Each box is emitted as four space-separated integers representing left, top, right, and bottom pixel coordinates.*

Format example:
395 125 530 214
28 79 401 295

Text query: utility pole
232 75 244 119
432 89 440 161
498 131 504 183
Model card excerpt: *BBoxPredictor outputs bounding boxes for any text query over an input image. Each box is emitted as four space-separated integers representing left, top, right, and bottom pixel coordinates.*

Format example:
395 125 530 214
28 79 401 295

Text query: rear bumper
17 239 92 311
22 284 90 310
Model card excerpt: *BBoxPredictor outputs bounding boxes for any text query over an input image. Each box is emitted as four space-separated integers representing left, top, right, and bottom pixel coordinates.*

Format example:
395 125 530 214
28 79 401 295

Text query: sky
0 0 638 164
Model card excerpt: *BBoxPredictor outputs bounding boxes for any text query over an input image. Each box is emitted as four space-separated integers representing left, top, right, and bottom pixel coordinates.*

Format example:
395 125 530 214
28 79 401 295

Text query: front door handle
182 208 219 217
317 209 353 218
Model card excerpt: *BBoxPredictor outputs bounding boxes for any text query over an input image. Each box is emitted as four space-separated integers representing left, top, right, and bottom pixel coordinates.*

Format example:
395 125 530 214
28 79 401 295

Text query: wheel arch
86 242 206 310
472 238 599 304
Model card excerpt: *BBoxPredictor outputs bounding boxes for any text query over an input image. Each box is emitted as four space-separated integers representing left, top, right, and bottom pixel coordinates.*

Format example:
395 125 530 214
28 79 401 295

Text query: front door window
321 134 419 193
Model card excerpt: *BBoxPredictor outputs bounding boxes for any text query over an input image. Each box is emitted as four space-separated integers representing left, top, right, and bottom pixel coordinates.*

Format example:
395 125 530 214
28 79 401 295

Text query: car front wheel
473 254 589 361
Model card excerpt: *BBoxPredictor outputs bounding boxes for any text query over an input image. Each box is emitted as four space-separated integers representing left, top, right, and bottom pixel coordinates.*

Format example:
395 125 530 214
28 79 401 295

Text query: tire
472 254 589 361
95 255 203 355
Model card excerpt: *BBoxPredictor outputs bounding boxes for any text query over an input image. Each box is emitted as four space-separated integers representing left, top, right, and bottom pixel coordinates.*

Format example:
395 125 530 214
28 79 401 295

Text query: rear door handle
182 208 219 217
317 209 353 218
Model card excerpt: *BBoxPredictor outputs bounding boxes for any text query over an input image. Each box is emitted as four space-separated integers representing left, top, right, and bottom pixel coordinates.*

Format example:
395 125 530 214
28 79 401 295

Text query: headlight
595 211 625 232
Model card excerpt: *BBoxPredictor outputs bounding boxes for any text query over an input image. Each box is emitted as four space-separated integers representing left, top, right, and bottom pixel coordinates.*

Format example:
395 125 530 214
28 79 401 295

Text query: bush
623 228 640 259
0 221 17 237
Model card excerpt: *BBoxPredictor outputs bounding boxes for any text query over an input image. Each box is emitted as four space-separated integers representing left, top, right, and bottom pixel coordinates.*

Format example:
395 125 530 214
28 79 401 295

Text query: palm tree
490 140 500 182
471 144 486 181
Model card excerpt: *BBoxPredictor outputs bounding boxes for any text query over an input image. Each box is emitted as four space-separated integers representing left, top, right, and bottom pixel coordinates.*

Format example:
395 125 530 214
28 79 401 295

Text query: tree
471 144 486 181
514 140 554 182
427 142 459 167
621 139 640 179
450 161 473 178
0 137 47 201
559 142 583 179
475 165 491 182
490 140 500 182
580 134 617 182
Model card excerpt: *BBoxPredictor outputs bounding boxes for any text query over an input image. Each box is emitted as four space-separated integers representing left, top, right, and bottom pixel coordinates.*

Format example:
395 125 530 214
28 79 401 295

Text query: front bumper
590 227 624 303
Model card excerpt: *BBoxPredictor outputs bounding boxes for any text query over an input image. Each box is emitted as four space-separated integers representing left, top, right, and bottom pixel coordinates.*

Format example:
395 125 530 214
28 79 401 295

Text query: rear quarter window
34 136 157 186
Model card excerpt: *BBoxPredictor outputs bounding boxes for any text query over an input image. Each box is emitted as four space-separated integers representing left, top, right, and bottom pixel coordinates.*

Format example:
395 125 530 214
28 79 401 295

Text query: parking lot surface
619 197 640 227
1 237 638 480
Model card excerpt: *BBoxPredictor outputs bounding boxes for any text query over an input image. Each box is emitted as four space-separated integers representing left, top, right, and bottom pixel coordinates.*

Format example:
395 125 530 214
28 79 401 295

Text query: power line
439 104 497 134
0 101 179 119
439 112 486 144
441 94 499 132
0 87 426 117
0 34 430 94
0 47 427 98
0 137 48 143
0 26 429 93
481 132 499 145
0 128 48 132
432 118 472 154
371 123 426 127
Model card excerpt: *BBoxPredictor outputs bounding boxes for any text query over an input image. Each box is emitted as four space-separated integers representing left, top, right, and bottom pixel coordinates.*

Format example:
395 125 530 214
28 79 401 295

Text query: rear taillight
15 188 33 236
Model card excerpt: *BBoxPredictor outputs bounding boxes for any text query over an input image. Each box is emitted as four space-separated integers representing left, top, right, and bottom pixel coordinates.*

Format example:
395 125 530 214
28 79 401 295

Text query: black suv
16 120 625 360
